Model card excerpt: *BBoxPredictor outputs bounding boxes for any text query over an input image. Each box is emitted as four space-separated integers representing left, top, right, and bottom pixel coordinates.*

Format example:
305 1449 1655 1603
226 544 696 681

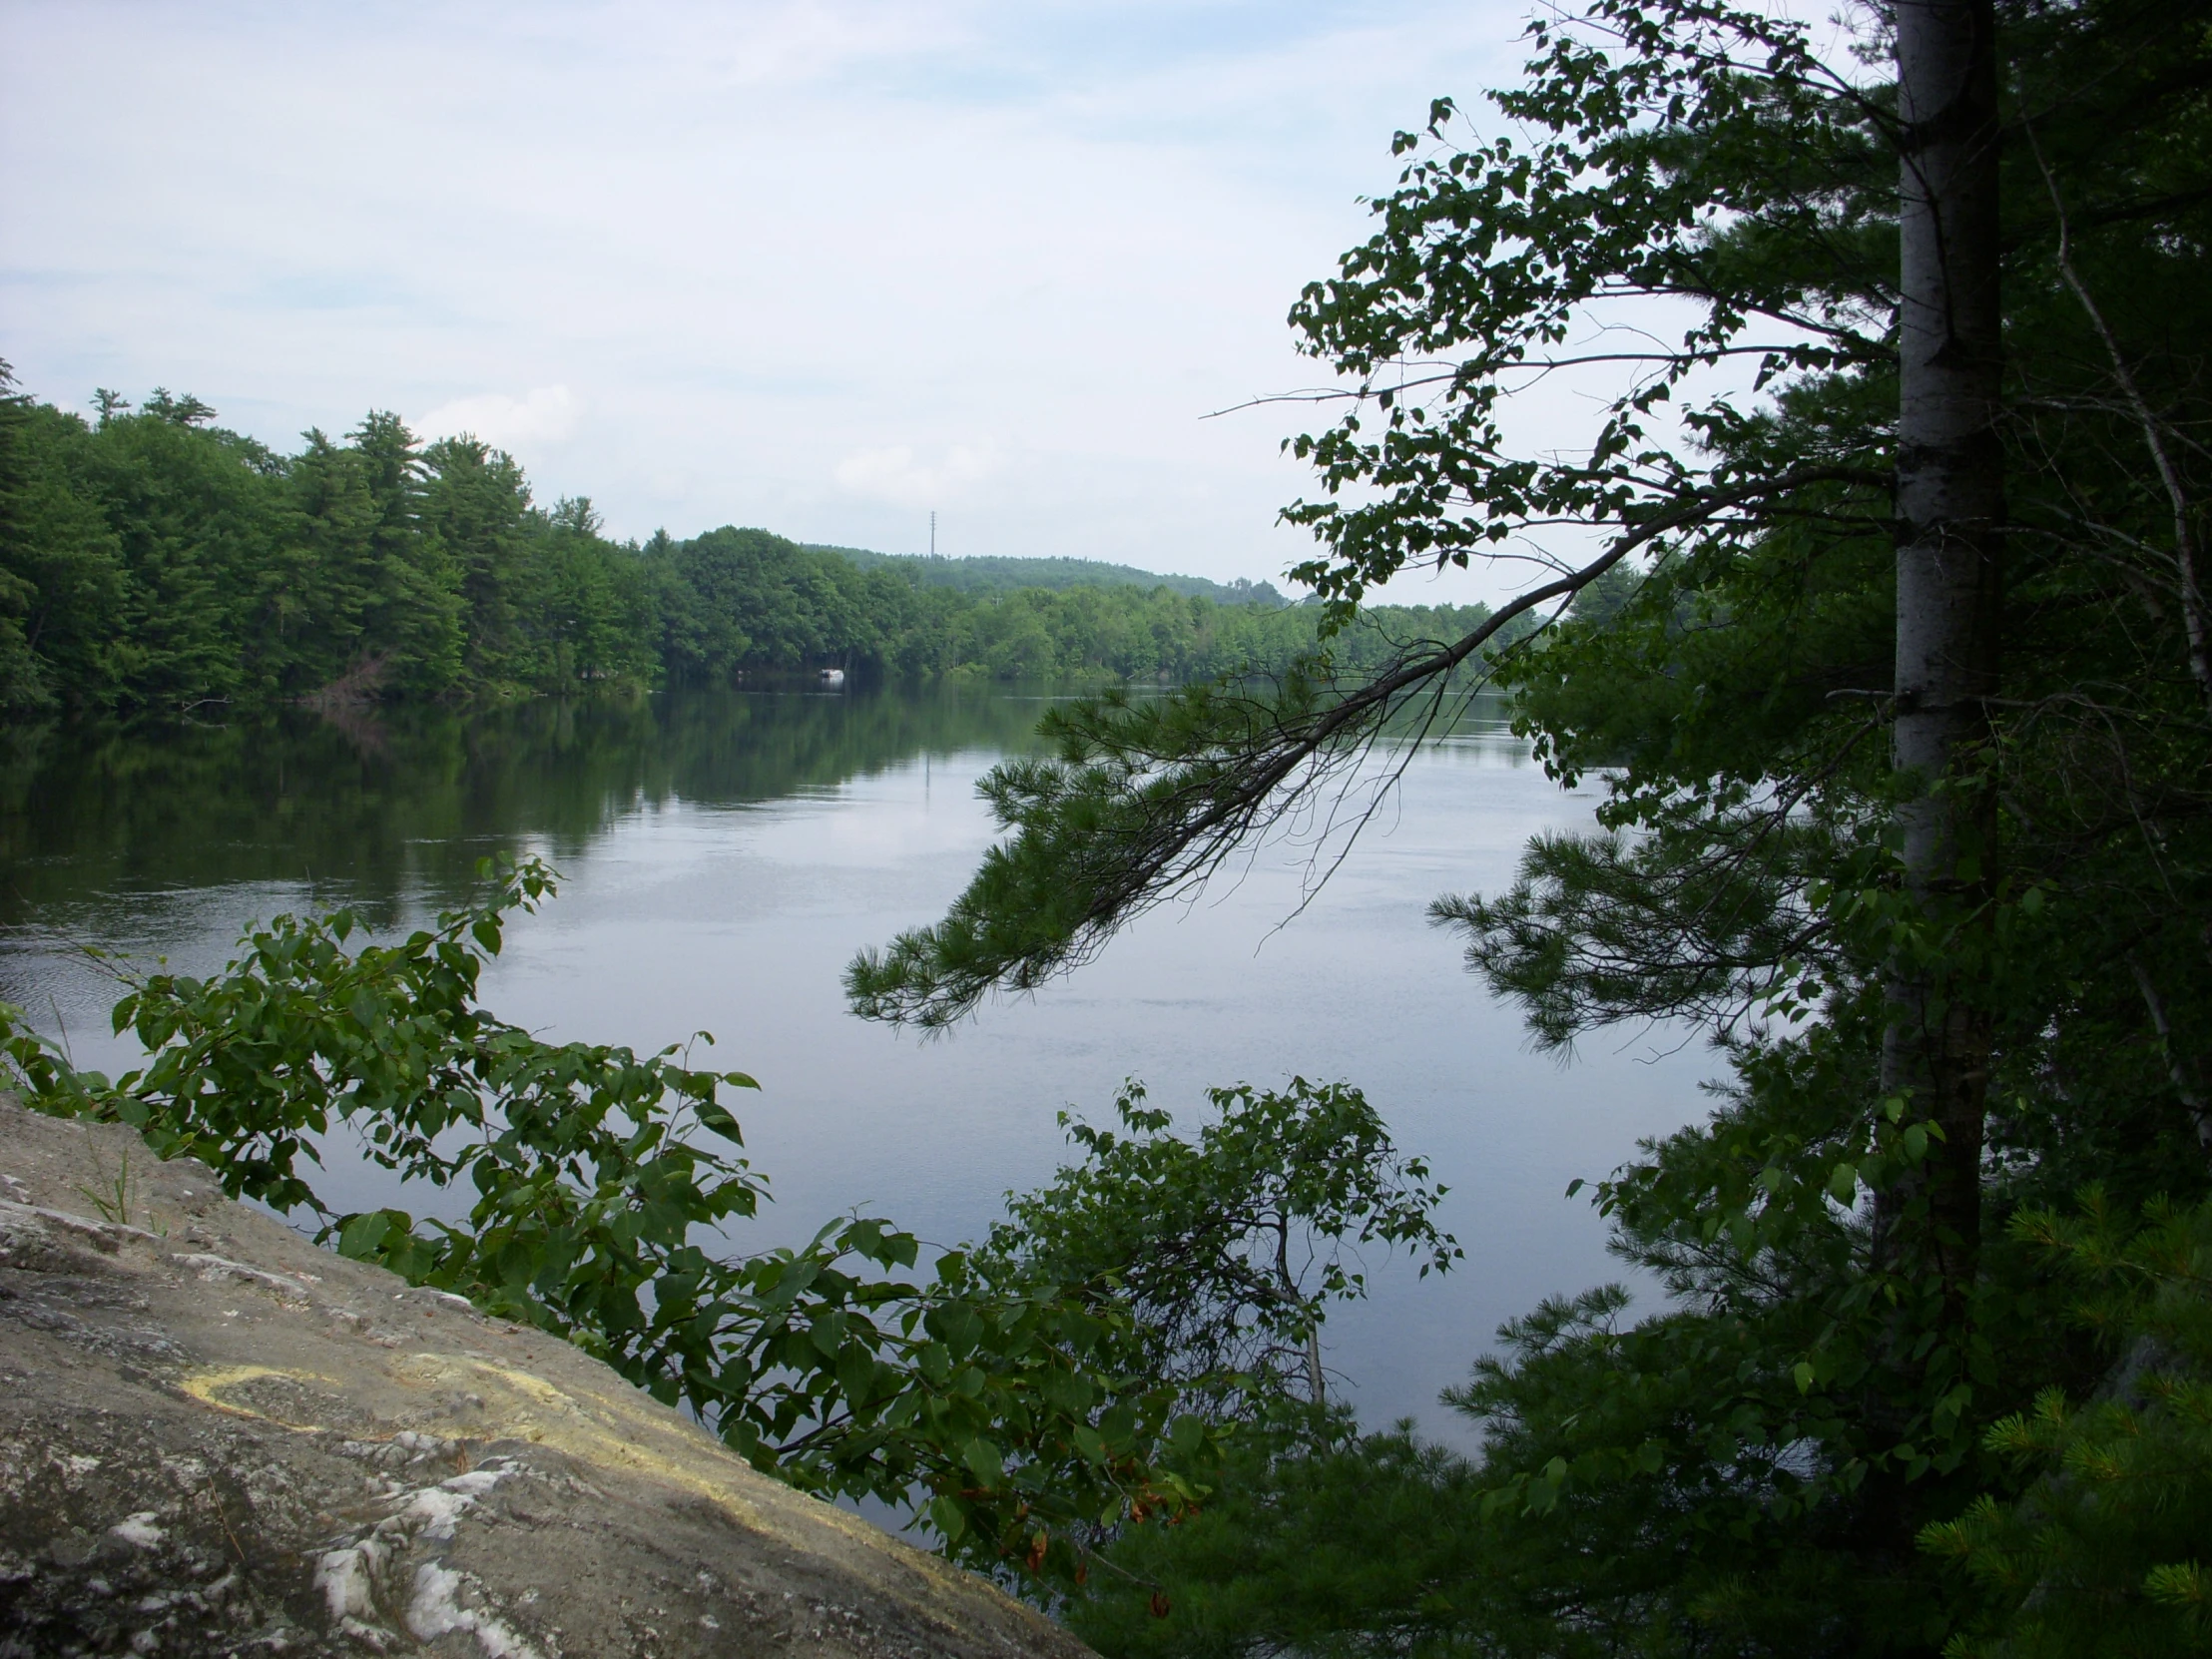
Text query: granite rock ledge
0 1100 1094 1659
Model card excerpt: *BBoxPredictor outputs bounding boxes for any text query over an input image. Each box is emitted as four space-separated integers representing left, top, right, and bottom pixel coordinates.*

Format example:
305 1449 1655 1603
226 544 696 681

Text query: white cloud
0 0 1546 594
413 385 580 449
834 442 1000 510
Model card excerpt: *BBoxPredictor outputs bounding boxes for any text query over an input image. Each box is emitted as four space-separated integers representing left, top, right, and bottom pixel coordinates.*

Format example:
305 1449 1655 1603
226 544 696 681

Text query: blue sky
2 2 1545 589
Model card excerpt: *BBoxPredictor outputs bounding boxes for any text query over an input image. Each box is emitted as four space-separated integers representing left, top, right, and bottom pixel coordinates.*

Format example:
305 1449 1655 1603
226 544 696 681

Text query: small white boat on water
819 667 846 687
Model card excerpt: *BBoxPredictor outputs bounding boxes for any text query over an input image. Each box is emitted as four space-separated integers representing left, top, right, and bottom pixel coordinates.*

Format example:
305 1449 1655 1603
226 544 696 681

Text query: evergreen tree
0 365 124 710
86 392 284 709
421 435 534 690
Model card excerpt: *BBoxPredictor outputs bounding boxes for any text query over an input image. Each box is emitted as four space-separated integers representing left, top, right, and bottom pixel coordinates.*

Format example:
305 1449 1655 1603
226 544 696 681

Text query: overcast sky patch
2 0 1544 594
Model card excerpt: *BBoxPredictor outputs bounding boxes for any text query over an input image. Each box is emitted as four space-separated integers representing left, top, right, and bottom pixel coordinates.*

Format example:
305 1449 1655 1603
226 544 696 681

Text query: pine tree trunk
1873 0 2005 1337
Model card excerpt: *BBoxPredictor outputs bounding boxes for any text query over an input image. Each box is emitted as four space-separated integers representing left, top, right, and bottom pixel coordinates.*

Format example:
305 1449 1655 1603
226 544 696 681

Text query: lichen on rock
0 1101 1094 1659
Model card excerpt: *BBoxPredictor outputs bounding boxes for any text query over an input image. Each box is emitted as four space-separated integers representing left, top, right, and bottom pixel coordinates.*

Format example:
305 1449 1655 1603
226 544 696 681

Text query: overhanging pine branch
844 465 1885 1029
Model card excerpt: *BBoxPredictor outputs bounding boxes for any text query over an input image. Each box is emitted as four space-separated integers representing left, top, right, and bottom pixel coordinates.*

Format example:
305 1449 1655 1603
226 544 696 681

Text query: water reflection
0 686 1706 1441
0 686 1059 926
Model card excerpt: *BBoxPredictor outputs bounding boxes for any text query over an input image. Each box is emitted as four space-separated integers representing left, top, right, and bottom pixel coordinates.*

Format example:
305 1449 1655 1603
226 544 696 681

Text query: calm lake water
1 684 1712 1442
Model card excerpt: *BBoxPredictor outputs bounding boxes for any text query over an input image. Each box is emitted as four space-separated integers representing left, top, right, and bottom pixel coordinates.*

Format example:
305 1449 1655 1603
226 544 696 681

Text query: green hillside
806 546 1289 607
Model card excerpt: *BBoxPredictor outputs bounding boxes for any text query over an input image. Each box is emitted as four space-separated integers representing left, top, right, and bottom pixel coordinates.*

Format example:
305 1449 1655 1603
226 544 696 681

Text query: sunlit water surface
1 686 1714 1444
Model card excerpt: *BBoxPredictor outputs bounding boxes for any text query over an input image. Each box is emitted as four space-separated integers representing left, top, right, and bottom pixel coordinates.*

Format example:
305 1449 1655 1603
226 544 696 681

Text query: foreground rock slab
0 1102 1092 1659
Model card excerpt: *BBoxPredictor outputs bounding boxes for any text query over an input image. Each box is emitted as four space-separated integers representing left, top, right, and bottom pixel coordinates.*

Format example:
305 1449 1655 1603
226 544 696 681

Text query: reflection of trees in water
0 687 1059 925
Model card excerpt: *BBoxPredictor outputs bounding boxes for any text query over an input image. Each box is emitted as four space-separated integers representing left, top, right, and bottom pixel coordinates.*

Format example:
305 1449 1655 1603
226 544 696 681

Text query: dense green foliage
812 546 1288 606
1924 1197 2212 1654
848 1 2212 1653
0 372 1487 715
0 378 655 709
656 524 1491 688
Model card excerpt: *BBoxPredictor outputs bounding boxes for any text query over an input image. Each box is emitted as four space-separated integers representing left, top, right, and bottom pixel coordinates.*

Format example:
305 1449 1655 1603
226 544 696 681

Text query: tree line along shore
0 372 1518 718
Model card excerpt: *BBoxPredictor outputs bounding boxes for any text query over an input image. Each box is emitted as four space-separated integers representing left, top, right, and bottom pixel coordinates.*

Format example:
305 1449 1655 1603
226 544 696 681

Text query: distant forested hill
809 546 1288 607
0 370 1508 717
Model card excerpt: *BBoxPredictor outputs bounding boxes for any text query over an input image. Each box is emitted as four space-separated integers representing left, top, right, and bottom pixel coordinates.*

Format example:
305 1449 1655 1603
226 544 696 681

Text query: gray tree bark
1872 0 2006 1329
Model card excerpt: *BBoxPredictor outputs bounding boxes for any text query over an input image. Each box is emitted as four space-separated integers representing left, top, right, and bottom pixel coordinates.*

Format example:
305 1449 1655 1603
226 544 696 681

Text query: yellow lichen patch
178 1365 346 1431
184 1348 1043 1643
395 1353 774 1523
392 1354 1014 1628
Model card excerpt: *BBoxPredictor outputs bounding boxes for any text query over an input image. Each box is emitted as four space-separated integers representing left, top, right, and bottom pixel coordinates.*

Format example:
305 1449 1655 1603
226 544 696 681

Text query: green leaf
694 1098 746 1144
962 1437 1003 1488
337 1210 392 1258
927 1495 967 1541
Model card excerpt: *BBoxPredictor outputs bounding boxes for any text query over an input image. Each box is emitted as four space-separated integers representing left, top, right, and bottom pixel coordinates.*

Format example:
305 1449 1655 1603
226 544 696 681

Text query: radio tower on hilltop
929 511 936 557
